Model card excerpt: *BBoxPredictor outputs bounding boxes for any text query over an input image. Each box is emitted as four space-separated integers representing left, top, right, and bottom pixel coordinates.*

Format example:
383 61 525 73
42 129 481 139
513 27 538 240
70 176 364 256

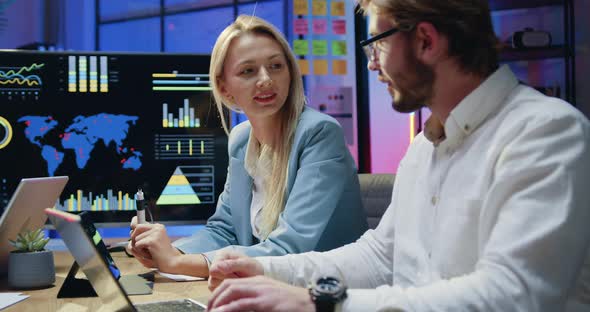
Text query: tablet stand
57 261 97 298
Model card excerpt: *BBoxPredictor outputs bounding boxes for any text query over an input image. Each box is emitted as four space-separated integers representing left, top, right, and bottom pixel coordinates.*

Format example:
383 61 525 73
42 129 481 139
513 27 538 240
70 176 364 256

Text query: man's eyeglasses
359 27 403 62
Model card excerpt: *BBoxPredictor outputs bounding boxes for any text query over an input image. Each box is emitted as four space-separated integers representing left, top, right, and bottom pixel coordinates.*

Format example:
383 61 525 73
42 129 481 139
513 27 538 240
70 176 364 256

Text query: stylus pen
135 189 146 224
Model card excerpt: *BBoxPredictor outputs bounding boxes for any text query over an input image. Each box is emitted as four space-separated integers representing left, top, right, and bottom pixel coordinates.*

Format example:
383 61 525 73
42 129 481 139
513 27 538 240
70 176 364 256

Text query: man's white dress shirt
258 66 590 311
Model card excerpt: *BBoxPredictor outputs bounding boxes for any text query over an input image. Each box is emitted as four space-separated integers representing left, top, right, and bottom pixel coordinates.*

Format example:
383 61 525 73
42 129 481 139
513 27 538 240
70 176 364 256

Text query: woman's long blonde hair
210 15 305 239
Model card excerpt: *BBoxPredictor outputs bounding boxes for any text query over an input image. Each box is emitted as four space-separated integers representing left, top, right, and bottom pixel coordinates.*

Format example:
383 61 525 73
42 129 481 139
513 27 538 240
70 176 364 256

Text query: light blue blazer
173 108 367 260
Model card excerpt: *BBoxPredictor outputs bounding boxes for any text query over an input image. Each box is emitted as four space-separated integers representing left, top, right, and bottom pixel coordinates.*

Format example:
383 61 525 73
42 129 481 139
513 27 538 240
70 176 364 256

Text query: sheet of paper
0 293 29 310
157 271 205 282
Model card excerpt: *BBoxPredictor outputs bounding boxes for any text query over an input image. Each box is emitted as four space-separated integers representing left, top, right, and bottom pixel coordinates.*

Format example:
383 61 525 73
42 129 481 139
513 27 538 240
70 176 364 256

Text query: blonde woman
128 15 367 278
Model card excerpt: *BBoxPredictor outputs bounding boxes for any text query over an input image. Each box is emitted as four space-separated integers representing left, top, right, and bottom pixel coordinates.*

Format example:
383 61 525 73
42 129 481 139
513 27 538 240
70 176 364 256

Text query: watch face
316 277 344 296
317 281 339 294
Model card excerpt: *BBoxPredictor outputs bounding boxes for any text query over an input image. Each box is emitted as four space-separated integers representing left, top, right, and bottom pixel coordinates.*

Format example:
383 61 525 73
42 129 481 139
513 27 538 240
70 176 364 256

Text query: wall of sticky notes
288 0 358 164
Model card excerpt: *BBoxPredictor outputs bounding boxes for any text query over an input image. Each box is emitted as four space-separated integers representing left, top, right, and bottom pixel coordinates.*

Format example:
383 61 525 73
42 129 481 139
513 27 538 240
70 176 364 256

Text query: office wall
367 4 589 174
0 0 43 49
575 0 590 118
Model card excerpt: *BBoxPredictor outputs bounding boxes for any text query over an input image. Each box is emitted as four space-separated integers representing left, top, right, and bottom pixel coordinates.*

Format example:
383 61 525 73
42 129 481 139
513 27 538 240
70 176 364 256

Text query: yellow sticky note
293 40 309 56
331 1 345 16
332 60 347 75
312 0 327 16
298 59 310 75
332 40 347 56
312 40 328 56
313 60 328 75
294 0 309 15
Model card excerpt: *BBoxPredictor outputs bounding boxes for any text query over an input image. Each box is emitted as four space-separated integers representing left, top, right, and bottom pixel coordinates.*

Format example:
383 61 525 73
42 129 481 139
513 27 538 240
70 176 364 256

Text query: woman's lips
254 93 277 104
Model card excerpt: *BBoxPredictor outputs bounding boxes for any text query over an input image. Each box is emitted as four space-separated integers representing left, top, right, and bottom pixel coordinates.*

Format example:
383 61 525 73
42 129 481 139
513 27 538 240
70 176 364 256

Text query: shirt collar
244 131 261 177
244 131 273 178
442 65 519 149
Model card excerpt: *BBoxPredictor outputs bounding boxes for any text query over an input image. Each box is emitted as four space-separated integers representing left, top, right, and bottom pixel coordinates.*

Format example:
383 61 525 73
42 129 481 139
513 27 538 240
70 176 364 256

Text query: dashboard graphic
0 63 44 100
0 51 228 224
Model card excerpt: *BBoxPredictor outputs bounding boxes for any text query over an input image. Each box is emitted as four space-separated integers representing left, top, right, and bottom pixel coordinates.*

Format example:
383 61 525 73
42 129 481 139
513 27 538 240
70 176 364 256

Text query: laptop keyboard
134 299 206 312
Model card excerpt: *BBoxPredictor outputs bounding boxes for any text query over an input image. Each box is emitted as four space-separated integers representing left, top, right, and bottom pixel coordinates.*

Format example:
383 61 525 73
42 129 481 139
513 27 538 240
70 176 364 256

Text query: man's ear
413 22 446 65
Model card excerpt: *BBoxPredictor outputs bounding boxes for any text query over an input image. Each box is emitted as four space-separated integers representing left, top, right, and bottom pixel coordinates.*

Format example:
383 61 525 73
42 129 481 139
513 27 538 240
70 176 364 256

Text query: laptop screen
0 176 68 275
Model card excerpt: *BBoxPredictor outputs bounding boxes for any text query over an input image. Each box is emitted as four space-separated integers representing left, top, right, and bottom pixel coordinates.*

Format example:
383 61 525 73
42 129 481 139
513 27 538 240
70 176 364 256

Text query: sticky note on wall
312 0 327 16
312 19 327 35
294 19 309 35
332 20 346 35
298 59 310 75
332 60 347 75
293 40 309 56
331 1 345 16
332 41 347 56
313 60 328 75
294 0 308 15
312 40 328 56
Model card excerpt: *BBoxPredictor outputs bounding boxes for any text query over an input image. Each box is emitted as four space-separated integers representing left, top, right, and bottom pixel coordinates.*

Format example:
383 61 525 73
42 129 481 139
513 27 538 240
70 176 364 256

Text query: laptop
46 209 206 312
0 176 68 275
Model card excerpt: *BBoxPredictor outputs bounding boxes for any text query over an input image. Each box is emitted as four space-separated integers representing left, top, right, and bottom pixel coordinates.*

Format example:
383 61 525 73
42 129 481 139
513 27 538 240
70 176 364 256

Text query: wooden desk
0 250 211 312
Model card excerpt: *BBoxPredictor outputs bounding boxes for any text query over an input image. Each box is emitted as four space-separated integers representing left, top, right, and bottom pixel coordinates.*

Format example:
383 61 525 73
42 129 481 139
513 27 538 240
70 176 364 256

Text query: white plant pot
8 250 55 289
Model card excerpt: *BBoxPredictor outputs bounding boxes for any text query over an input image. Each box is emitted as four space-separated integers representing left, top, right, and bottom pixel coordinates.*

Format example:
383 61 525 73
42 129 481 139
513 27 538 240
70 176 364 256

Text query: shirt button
431 196 437 205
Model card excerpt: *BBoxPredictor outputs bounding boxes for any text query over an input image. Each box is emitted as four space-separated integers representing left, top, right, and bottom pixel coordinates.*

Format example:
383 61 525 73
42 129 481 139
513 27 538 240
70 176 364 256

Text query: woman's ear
217 78 234 103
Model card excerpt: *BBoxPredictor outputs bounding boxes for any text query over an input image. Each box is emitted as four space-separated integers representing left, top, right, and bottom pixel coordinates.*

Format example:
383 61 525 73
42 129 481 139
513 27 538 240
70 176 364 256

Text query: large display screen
0 50 228 224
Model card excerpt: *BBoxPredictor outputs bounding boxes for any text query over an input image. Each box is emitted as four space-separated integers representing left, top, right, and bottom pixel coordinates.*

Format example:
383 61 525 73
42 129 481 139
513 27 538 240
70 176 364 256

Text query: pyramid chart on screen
157 167 201 205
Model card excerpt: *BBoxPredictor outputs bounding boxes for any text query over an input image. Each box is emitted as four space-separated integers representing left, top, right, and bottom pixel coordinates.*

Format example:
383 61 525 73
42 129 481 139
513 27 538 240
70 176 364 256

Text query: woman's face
219 33 291 122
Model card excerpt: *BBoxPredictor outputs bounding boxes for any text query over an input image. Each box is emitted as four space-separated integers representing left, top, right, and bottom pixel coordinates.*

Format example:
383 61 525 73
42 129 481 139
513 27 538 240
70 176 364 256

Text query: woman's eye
239 68 254 75
269 63 283 70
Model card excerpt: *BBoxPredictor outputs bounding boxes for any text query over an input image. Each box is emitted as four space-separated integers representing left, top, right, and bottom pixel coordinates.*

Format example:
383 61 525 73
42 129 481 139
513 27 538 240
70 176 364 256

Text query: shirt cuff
342 289 378 312
257 257 276 278
201 253 212 269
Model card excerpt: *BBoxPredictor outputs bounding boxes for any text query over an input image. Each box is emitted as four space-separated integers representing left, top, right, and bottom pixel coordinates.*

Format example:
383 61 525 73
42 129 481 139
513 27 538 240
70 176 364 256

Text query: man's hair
360 0 500 76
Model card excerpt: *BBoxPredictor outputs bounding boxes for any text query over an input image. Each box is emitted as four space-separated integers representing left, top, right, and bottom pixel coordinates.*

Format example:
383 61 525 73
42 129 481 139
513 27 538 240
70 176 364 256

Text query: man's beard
389 45 435 113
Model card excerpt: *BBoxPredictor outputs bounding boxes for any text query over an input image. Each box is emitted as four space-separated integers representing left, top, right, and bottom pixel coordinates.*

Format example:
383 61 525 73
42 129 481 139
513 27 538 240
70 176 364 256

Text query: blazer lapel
229 156 254 246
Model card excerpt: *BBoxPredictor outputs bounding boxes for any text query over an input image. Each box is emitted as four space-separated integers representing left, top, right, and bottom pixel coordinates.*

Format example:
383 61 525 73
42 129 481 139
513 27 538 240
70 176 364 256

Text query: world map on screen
18 114 142 176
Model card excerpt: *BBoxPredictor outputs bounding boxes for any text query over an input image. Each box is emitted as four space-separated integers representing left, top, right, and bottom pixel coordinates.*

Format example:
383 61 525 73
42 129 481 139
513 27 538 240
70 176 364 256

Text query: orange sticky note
312 0 327 16
313 59 328 75
331 1 345 16
332 60 347 75
298 59 310 76
294 0 308 15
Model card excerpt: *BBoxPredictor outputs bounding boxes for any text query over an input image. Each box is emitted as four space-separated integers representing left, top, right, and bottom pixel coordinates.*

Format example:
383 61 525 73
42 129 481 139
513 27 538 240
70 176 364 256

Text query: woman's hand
128 219 182 272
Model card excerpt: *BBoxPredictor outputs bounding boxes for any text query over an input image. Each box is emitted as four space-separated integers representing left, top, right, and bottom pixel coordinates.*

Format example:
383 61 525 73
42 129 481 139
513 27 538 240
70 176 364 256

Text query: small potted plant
7 228 55 289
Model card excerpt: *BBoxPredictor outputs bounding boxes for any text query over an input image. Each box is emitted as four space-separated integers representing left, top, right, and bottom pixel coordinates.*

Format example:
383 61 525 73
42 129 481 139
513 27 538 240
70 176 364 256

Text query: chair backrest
358 173 395 229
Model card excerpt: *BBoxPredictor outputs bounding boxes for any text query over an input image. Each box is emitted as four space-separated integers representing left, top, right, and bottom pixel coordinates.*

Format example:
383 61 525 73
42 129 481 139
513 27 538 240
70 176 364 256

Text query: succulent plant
9 228 50 253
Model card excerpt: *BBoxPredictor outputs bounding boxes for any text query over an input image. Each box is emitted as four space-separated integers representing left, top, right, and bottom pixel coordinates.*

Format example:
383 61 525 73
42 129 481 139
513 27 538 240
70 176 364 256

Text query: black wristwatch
309 276 347 312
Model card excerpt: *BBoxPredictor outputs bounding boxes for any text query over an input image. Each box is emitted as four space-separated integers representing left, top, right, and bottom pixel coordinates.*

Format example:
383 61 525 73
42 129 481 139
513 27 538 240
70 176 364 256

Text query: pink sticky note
313 19 327 35
332 20 346 35
294 19 309 35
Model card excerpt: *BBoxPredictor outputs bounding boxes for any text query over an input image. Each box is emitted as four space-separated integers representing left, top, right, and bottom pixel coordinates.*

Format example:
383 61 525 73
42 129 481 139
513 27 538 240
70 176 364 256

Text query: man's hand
128 219 182 272
208 250 264 291
207 275 315 312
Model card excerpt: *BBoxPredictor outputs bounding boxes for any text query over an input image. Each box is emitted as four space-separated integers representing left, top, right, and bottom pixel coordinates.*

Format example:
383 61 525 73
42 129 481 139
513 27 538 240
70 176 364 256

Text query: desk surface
0 250 211 312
